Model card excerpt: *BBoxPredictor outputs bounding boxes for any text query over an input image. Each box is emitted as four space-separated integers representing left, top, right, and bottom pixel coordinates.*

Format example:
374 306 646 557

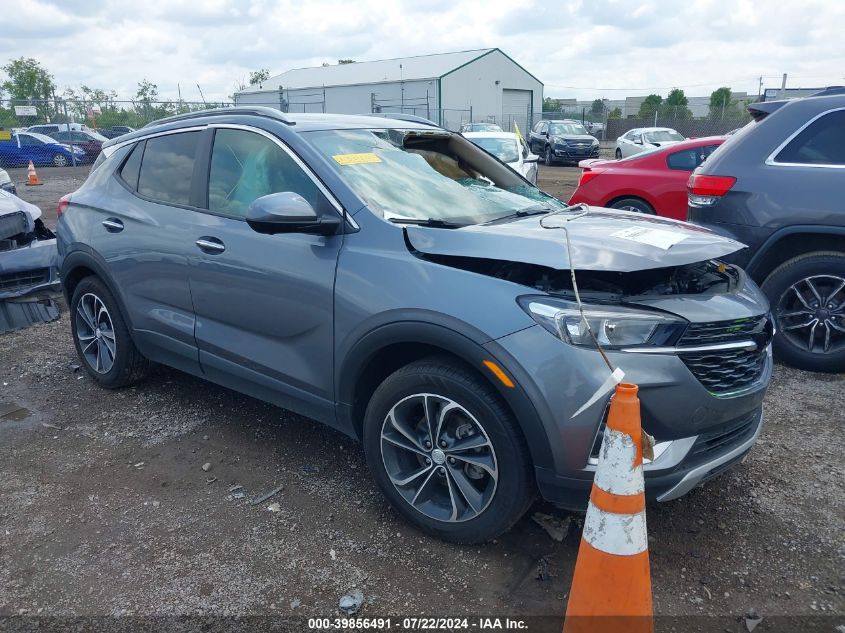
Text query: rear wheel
762 252 845 372
363 357 534 543
609 197 655 214
544 145 554 166
615 147 623 159
70 276 150 387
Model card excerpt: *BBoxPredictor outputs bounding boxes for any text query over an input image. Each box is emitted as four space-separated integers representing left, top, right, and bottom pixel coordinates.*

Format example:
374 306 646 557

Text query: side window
207 128 320 218
19 135 38 146
532 121 542 133
137 132 200 205
666 148 698 171
775 110 845 165
119 142 145 190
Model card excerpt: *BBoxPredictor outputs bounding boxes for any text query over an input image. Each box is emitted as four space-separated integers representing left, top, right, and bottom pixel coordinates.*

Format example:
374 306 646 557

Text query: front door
186 126 343 425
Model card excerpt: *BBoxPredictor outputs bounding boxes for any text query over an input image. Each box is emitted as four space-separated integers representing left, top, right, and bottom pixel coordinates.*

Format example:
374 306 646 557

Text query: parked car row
0 132 88 167
568 89 844 373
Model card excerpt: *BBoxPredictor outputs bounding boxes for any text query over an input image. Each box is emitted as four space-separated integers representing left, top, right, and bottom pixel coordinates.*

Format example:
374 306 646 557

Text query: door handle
102 218 124 232
195 237 226 254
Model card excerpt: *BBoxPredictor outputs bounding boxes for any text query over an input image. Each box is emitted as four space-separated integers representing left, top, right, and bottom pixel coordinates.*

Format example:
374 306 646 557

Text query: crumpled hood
405 207 745 272
0 189 42 236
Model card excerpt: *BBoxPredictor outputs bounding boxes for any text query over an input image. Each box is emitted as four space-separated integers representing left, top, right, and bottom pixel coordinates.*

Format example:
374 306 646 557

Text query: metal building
234 48 543 133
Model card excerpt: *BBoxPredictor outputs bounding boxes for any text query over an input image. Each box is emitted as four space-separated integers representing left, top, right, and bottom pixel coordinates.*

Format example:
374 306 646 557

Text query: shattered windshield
305 128 565 225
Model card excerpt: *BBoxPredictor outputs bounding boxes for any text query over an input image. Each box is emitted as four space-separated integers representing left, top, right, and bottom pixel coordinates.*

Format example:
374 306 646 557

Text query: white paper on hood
610 227 689 250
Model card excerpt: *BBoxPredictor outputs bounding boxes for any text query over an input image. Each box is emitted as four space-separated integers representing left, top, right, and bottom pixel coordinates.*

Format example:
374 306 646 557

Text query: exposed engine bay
416 252 740 300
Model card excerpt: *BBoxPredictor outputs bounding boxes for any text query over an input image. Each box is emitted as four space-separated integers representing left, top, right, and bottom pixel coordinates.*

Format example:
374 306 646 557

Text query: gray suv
689 91 845 372
57 107 772 543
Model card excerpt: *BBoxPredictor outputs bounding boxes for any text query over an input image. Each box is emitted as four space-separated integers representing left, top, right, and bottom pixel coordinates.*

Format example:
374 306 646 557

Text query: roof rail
812 86 845 98
142 106 294 129
360 112 441 128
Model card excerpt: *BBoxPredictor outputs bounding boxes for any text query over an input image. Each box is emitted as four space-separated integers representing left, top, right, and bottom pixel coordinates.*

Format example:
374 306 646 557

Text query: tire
544 145 554 166
761 251 845 372
609 197 655 214
363 357 535 543
70 276 150 387
53 153 68 167
615 148 623 159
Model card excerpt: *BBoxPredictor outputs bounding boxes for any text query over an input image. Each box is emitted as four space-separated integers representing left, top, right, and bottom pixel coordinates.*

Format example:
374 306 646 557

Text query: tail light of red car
578 167 606 187
56 194 71 218
687 174 736 208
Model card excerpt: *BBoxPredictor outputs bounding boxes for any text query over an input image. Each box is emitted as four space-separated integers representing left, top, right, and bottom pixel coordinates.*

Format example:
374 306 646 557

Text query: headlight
519 297 687 349
591 140 599 146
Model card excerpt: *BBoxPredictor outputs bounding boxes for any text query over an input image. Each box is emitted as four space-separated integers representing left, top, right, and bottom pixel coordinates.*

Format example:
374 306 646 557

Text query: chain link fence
539 104 752 141
0 98 232 168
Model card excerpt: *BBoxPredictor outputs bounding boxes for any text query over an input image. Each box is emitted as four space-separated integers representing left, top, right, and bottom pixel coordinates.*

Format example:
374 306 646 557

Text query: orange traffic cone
563 383 653 633
25 161 43 186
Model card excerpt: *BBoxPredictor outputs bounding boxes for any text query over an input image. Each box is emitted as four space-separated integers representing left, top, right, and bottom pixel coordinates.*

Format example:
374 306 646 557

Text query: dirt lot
1 165 843 631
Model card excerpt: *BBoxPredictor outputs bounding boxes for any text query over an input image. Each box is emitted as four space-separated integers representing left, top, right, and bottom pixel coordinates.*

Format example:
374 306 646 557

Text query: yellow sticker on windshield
0 131 11 140
332 152 382 165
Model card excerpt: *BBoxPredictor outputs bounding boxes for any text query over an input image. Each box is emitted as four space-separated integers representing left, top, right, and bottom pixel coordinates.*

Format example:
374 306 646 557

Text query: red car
569 136 725 220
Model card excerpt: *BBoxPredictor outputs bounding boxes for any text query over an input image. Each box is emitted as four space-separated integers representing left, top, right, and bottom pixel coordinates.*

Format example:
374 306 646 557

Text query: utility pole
757 76 763 100
779 73 787 99
197 84 207 106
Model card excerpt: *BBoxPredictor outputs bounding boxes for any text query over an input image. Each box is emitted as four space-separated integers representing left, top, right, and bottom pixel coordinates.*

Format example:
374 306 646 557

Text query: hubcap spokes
777 275 845 354
75 293 116 373
380 394 498 523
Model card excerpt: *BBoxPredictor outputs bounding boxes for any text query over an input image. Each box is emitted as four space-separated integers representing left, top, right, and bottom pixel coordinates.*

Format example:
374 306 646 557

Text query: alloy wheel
380 393 498 523
776 274 845 354
53 154 68 167
75 292 117 373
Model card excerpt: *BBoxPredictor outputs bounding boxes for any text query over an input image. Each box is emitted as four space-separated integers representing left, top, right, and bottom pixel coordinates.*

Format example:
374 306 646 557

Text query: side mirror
246 192 341 236
542 131 549 137
524 154 540 163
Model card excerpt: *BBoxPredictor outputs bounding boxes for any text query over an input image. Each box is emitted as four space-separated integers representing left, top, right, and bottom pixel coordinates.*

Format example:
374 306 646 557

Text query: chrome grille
679 315 771 394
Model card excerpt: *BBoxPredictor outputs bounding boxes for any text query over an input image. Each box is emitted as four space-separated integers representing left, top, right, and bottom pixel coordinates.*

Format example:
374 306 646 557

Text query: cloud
3 0 843 103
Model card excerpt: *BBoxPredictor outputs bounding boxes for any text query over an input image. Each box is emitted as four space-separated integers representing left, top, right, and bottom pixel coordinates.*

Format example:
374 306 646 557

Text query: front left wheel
363 357 535 543
53 153 68 167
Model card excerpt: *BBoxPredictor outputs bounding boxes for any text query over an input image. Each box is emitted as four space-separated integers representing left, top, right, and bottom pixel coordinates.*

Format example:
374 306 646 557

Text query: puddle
0 299 60 333
0 402 32 421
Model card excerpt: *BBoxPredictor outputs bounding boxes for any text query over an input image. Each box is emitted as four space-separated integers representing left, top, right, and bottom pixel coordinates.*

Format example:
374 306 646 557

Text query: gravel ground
1 164 843 631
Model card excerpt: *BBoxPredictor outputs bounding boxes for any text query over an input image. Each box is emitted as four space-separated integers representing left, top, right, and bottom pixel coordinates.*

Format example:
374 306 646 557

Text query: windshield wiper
482 206 553 225
388 217 466 228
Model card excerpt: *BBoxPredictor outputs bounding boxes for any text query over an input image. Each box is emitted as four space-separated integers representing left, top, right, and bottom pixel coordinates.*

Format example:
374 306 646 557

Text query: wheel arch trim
746 224 845 279
60 247 136 332
336 319 555 470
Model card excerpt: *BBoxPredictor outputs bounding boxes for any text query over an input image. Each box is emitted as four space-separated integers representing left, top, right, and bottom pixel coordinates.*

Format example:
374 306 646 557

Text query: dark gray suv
58 107 772 542
689 92 845 372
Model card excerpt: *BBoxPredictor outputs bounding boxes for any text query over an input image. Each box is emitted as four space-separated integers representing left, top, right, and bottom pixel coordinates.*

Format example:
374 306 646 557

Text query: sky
4 0 844 103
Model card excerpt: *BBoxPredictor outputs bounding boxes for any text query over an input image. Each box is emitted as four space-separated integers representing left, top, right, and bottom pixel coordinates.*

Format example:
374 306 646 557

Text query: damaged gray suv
57 108 772 543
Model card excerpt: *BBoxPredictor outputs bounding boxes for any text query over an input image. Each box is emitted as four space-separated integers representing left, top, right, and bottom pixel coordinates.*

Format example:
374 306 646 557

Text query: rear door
186 125 344 423
92 130 203 373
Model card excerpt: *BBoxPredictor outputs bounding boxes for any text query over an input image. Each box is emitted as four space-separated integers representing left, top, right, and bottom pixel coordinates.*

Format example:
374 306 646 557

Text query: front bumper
0 238 62 300
489 320 771 511
553 145 600 160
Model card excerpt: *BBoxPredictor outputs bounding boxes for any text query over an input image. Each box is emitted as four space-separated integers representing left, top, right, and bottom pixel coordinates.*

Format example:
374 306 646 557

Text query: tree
608 107 622 119
542 97 560 112
591 99 604 117
1 57 55 101
637 94 662 119
249 69 270 86
660 87 692 119
708 86 739 119
338 59 355 64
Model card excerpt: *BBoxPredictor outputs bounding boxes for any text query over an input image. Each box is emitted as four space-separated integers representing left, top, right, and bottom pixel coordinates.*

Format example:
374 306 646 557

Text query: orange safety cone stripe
589 483 645 515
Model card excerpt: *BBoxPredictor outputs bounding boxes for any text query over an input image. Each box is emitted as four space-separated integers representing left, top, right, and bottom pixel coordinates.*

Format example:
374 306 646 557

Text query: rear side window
207 128 320 217
667 144 721 171
137 132 200 205
775 110 845 165
119 142 145 189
